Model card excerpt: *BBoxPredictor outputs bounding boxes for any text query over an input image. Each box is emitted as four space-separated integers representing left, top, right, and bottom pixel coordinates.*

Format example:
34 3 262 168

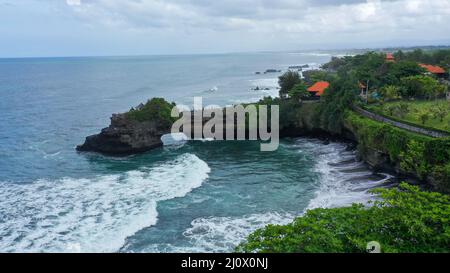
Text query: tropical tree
302 70 332 85
390 61 425 80
288 82 310 101
397 102 410 118
380 85 401 102
432 102 449 122
401 75 446 99
417 109 432 125
278 71 302 98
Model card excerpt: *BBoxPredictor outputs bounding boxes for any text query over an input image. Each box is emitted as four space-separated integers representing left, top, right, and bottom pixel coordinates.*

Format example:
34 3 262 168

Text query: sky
1 0 450 57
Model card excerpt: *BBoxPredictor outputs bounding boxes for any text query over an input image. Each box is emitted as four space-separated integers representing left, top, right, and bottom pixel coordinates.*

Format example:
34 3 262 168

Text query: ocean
0 52 391 252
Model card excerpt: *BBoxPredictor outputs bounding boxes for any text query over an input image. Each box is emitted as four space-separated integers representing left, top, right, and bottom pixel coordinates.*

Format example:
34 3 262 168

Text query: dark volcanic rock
76 113 170 155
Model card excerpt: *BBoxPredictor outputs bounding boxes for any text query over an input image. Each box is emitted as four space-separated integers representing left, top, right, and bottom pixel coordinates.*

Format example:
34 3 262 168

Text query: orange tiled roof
307 81 330 96
386 53 395 61
419 63 446 74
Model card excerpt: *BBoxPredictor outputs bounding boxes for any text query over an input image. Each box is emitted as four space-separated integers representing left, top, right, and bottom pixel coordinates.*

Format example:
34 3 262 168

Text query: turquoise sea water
0 52 392 252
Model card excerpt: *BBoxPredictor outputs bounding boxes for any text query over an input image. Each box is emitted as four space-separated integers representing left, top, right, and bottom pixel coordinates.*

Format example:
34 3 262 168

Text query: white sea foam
161 133 189 146
0 153 210 253
143 211 296 253
183 212 295 252
304 141 391 210
288 52 332 57
245 78 280 102
167 140 392 253
250 78 279 89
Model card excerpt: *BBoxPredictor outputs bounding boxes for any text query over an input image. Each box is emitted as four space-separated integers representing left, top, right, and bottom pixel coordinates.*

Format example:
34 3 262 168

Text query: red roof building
386 53 395 62
307 81 330 96
419 63 446 74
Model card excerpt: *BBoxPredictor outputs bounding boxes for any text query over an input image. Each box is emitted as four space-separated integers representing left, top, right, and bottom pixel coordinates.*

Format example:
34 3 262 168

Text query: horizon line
1 44 449 60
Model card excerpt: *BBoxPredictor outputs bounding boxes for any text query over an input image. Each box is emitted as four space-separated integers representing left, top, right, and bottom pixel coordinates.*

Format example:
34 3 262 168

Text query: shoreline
76 100 427 191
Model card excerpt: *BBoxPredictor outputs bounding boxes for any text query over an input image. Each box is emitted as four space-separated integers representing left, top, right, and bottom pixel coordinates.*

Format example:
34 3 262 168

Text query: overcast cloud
0 0 449 57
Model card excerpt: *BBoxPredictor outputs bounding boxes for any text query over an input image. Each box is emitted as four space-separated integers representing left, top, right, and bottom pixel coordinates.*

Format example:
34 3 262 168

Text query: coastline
76 99 437 193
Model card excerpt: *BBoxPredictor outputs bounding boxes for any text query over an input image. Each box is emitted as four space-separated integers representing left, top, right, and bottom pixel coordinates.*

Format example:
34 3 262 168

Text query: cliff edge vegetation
237 183 450 253
345 111 450 193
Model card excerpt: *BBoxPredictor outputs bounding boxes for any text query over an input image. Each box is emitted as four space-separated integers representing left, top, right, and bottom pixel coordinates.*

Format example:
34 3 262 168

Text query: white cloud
55 0 450 51
64 0 450 32
66 0 81 6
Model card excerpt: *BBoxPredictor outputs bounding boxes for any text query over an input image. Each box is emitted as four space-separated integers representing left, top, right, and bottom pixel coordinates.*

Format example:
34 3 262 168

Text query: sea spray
136 139 392 253
0 153 210 253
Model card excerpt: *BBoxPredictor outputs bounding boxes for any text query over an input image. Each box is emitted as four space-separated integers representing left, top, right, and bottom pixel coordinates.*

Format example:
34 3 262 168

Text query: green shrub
126 98 177 128
431 163 450 192
401 75 447 99
278 71 302 98
316 77 358 134
399 140 429 179
380 85 402 101
237 183 450 253
288 82 310 101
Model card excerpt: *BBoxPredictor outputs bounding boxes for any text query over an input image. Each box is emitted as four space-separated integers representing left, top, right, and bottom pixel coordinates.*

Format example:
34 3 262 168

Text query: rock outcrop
76 113 170 155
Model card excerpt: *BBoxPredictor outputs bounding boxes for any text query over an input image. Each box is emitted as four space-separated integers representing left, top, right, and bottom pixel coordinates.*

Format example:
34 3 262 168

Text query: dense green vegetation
274 49 449 136
302 69 336 85
320 50 450 92
288 82 310 101
237 183 450 253
366 100 450 132
317 50 448 130
251 49 450 254
256 96 314 132
345 111 450 192
315 76 359 133
278 71 302 98
394 48 450 70
321 52 427 89
126 98 177 128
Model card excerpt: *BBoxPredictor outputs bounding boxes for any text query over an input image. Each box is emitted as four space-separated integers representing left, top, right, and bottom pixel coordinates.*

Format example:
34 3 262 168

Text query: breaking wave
302 139 392 209
0 153 210 253
145 139 393 253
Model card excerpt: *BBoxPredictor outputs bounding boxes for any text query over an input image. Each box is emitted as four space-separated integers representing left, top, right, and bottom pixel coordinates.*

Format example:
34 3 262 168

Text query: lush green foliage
288 82 310 101
316 51 435 133
302 69 336 85
278 71 302 98
256 96 311 132
366 100 450 132
379 85 401 101
126 98 176 128
394 48 450 70
345 111 450 192
237 183 450 253
242 50 450 254
316 76 359 133
400 75 447 99
297 50 449 133
321 52 427 89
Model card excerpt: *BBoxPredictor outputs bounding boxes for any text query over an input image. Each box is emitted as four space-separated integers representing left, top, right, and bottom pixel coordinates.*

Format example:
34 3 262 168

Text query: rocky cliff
76 113 170 155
